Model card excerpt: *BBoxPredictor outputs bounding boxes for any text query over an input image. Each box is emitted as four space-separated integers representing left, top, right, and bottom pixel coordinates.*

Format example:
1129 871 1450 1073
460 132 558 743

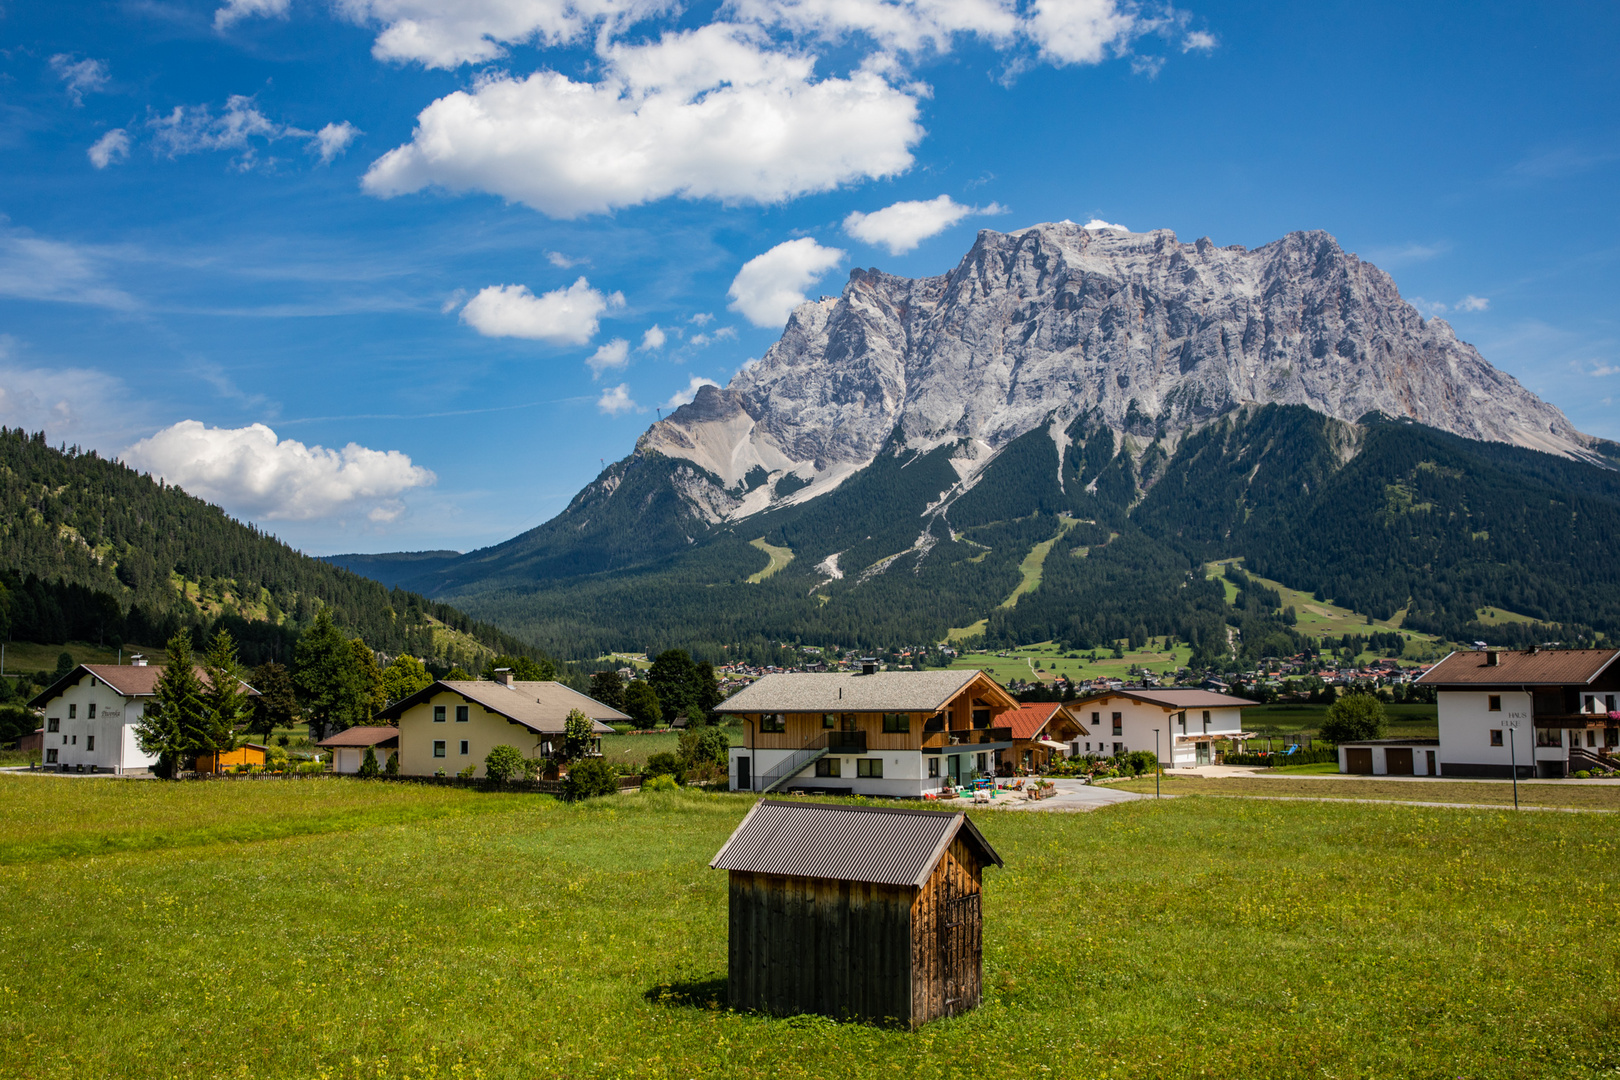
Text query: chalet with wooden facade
1068 688 1257 767
1002 702 1085 773
710 800 1003 1025
716 667 1020 796
1417 647 1620 778
376 672 626 778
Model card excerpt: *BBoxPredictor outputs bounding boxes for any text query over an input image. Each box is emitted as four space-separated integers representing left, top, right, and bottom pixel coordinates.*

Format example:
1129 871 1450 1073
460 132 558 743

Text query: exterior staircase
755 731 867 793
1568 747 1618 775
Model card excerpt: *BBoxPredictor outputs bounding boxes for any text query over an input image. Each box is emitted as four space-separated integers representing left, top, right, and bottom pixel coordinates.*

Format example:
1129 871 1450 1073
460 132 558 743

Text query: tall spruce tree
294 609 366 739
200 628 251 764
134 631 210 778
248 660 301 745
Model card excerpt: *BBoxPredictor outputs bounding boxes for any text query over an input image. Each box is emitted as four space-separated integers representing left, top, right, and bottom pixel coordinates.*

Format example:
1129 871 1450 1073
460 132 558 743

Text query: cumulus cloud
330 0 675 68
689 312 714 325
587 337 631 376
312 121 361 163
362 24 923 218
1025 0 1139 65
727 0 1020 54
597 383 638 414
689 326 738 347
662 375 721 410
88 129 131 169
122 420 435 522
639 324 667 350
1082 218 1128 231
728 238 844 326
843 194 985 254
50 55 110 106
214 0 292 28
1457 295 1490 312
459 277 623 344
1182 29 1216 51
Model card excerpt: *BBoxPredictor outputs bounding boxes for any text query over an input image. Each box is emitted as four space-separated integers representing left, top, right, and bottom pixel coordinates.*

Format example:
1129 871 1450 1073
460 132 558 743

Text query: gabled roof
1416 649 1620 687
376 680 626 734
714 669 1016 714
709 800 1002 888
1072 687 1259 710
315 725 401 748
1002 702 1075 740
28 663 257 709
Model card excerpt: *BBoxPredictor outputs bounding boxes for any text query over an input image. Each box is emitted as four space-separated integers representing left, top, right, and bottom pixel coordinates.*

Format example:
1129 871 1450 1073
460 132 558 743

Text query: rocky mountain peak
639 222 1593 521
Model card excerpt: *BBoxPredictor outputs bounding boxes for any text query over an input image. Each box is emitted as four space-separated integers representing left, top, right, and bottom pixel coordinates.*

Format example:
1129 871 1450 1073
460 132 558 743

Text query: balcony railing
923 727 1013 749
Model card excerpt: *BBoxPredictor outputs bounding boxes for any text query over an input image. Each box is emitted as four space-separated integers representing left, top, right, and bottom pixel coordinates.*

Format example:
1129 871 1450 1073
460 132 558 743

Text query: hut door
938 887 981 1017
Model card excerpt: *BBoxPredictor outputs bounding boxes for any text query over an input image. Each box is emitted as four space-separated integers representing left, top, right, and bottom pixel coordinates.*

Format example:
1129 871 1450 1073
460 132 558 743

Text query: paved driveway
975 778 1148 812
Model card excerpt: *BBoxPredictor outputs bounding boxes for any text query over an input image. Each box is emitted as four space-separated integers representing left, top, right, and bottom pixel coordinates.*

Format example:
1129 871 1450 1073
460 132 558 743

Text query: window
822 713 835 729
1584 696 1596 713
1178 713 1186 733
1536 727 1562 748
68 704 77 719
882 713 910 733
974 753 987 775
928 757 939 778
1091 711 1101 728
815 757 841 777
71 735 77 745
455 706 470 723
1589 729 1599 748
433 740 446 758
1608 695 1617 713
88 703 96 719
923 713 945 731
1112 713 1123 736
433 706 446 722
760 713 786 733
45 749 57 764
47 718 59 733
459 740 470 755
1112 742 1123 755
1608 728 1619 748
1488 695 1501 712
1202 710 1210 732
972 709 991 728
1084 742 1091 752
86 735 95 751
857 758 883 778
1490 729 1503 747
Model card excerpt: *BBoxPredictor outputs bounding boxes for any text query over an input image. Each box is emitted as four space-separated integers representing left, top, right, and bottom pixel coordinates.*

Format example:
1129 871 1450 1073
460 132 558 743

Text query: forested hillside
0 428 546 670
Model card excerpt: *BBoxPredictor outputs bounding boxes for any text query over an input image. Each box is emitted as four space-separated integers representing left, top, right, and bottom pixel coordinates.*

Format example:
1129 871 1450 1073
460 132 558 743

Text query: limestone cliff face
638 222 1593 520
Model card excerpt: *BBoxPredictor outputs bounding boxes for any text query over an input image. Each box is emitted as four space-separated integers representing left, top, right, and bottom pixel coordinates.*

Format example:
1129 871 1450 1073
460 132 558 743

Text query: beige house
376 672 627 778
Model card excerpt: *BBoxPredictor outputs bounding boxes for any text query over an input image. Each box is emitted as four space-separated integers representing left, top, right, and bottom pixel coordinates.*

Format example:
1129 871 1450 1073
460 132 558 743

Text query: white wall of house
40 675 154 774
729 746 959 798
1069 699 1244 766
1436 690 1537 776
1336 743 1440 775
397 691 549 778
332 746 392 775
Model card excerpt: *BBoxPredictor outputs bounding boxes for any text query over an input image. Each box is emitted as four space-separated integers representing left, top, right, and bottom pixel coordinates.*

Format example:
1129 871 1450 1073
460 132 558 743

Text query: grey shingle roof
715 670 1006 714
709 800 1002 888
377 680 627 733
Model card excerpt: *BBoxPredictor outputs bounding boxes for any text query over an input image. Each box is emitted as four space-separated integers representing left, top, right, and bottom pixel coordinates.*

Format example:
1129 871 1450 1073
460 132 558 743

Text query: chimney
861 658 878 676
1485 650 1499 667
130 654 148 667
495 667 514 687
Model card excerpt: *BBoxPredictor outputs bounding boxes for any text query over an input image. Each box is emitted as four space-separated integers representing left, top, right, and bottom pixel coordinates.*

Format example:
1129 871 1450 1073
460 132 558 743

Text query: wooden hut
709 800 1003 1026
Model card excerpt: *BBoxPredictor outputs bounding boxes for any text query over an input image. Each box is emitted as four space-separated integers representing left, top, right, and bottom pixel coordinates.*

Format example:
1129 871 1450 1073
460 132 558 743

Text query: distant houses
1067 688 1259 767
374 671 626 778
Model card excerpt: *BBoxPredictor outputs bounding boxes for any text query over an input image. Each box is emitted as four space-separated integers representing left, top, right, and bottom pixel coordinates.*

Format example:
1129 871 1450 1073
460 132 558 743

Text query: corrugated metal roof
1416 649 1620 686
715 670 1014 714
709 800 1002 888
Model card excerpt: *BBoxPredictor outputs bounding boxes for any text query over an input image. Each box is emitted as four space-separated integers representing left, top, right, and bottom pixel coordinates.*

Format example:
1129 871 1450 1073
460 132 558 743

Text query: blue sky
1 0 1616 555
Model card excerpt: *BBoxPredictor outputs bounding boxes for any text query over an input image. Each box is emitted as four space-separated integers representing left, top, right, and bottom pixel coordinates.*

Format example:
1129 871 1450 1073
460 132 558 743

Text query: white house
315 725 400 774
1415 648 1620 778
716 666 1020 797
375 672 626 778
27 659 255 775
1067 688 1258 768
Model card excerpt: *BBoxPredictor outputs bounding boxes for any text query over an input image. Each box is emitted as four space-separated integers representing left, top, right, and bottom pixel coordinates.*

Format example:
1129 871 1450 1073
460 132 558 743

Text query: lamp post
1504 718 1520 811
1153 728 1161 799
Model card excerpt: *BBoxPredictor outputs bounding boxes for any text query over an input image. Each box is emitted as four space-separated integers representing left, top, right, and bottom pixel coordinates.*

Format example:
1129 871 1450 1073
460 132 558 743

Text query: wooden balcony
922 726 1014 750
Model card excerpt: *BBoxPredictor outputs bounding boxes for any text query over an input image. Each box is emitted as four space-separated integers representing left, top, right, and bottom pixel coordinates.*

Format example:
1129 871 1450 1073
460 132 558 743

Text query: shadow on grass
646 975 728 1010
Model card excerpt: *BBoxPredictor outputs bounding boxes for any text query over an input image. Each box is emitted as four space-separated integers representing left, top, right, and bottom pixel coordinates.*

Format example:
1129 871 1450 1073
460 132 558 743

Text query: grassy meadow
1112 773 1620 810
2 777 1617 1078
950 638 1194 686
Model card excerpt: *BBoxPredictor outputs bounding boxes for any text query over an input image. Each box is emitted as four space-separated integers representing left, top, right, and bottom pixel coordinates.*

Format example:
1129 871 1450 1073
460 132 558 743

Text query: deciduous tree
1320 693 1387 743
622 680 661 728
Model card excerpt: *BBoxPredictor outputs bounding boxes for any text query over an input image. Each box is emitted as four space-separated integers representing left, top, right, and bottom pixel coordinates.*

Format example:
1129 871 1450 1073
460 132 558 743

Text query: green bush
645 751 684 781
385 751 399 776
457 764 476 779
1321 693 1387 743
522 755 549 781
677 728 729 769
357 747 381 779
484 744 525 784
643 773 680 792
564 757 620 801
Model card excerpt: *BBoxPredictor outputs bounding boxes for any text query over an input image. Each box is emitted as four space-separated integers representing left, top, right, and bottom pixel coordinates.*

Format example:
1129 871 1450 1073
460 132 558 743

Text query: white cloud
1458 295 1490 312
689 312 714 325
1181 29 1216 51
0 227 138 310
547 251 586 268
843 194 980 254
459 277 623 344
312 121 361 163
50 55 110 106
88 129 131 169
362 24 923 218
1364 241 1449 266
1590 365 1620 378
0 365 147 449
597 383 638 414
122 420 435 522
727 0 1020 54
1026 0 1139 65
1082 218 1128 231
332 0 674 68
214 0 292 28
639 324 667 350
587 337 631 376
662 375 722 410
728 237 844 326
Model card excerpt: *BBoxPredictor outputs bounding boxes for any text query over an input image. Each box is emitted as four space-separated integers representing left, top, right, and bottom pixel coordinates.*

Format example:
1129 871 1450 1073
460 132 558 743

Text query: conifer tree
201 628 251 761
294 609 366 739
135 631 209 778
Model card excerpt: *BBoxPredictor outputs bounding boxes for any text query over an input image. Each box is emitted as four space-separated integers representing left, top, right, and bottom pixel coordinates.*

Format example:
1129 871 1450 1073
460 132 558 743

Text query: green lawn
599 728 741 770
1243 702 1439 740
2 778 1617 1077
996 515 1076 610
949 638 1195 686
746 537 795 583
1114 774 1620 810
0 640 169 679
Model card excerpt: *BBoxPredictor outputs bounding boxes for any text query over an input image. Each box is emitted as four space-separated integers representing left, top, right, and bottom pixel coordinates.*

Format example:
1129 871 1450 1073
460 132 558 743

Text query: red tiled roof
1417 648 1620 686
1003 702 1062 741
